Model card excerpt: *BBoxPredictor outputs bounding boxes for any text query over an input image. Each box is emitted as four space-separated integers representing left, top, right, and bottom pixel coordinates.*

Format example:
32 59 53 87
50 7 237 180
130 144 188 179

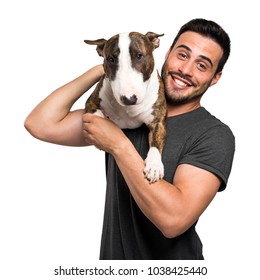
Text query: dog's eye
107 56 115 63
136 53 143 61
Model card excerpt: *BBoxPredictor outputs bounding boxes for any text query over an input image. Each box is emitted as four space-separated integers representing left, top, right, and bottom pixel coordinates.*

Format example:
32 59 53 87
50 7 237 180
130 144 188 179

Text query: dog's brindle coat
84 31 167 182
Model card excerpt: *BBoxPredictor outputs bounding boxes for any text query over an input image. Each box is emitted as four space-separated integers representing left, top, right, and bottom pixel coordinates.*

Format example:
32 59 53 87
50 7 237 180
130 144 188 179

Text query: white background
1 0 259 279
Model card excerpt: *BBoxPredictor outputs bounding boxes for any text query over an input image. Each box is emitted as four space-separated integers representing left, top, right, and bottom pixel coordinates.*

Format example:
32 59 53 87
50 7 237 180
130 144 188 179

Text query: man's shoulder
201 108 235 141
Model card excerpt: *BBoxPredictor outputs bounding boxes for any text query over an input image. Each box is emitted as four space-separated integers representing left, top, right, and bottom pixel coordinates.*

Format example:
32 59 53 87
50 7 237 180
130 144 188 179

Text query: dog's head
84 31 164 106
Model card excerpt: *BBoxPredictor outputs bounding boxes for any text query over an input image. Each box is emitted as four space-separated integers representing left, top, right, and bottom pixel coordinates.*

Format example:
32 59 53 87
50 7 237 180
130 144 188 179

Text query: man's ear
210 71 222 87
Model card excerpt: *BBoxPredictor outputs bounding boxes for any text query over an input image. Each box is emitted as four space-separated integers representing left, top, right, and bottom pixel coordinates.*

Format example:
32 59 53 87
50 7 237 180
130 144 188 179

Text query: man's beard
165 88 204 105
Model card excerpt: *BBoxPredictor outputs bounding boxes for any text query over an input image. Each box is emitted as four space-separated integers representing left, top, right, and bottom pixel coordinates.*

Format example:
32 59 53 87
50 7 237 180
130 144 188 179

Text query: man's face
161 31 223 105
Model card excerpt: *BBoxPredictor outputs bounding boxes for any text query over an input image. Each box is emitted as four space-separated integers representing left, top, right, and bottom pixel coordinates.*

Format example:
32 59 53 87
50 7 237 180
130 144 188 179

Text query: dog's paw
144 147 164 183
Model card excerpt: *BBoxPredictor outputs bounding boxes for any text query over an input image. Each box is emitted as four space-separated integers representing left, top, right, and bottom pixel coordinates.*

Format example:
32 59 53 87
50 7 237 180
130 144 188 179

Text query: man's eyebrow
176 44 213 68
176 44 192 52
199 55 213 68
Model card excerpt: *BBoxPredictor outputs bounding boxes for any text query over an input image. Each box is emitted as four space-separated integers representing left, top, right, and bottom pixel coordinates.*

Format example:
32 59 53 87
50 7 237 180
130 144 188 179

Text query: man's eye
178 53 187 59
197 63 207 70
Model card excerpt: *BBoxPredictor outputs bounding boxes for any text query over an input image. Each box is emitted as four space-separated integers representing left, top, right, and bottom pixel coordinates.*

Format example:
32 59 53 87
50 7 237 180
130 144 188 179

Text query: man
25 18 235 259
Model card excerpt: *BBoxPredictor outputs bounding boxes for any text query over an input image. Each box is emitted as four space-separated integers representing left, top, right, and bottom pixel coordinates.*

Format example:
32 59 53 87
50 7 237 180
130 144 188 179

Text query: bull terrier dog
84 31 167 183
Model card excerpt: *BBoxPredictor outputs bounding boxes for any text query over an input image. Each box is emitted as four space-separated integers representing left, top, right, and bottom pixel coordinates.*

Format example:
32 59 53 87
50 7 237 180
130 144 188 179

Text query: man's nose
178 60 194 77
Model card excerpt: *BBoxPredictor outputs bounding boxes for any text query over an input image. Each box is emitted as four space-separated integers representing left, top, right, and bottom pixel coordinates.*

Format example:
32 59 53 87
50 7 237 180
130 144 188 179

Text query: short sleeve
179 125 235 191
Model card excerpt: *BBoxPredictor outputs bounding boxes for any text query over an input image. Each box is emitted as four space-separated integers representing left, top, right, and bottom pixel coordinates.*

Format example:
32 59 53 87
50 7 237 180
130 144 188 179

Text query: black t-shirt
99 107 235 260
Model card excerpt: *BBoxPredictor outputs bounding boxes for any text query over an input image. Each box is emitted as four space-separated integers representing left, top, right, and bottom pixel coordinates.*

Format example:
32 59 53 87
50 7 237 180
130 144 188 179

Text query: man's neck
167 102 201 117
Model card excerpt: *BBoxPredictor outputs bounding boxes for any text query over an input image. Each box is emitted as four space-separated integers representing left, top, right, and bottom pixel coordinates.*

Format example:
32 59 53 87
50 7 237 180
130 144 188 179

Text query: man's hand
82 113 129 153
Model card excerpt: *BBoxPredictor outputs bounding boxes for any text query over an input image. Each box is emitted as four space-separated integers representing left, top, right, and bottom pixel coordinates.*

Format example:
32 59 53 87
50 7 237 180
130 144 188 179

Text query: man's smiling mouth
174 77 191 87
169 72 196 88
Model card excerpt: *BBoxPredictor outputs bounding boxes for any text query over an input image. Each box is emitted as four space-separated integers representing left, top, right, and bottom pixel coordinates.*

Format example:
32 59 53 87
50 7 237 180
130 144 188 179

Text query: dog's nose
120 94 137 105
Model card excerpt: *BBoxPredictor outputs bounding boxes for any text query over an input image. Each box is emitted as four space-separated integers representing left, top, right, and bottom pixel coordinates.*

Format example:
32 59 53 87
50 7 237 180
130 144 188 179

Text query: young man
25 18 235 259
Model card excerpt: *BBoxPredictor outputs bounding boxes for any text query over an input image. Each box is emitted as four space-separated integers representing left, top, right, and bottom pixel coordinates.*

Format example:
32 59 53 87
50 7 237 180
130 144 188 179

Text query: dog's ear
145 32 164 49
84 39 107 57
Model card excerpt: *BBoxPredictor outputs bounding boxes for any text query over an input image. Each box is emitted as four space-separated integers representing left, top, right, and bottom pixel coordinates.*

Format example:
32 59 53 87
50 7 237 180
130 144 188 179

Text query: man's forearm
112 142 183 238
25 65 104 145
26 65 103 124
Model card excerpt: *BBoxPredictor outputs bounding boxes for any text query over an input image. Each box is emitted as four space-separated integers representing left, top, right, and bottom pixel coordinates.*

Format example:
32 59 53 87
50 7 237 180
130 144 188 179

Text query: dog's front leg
85 77 105 118
144 121 166 183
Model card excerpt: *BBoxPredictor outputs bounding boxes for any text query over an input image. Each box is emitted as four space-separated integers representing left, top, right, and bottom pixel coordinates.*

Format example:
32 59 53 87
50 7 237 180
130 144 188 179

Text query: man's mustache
168 71 197 87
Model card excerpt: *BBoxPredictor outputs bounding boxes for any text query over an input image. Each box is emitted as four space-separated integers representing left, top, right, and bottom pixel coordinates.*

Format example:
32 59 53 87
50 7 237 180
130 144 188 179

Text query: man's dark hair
171 18 231 73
